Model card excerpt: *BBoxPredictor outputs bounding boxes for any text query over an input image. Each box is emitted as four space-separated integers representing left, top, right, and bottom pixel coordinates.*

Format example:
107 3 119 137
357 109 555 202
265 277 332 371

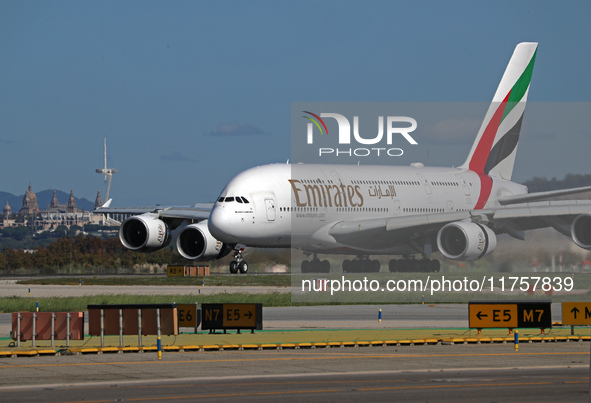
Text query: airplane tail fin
460 42 538 180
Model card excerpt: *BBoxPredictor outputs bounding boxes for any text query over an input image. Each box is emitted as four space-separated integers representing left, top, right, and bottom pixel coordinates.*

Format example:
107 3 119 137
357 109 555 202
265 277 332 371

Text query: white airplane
97 42 591 274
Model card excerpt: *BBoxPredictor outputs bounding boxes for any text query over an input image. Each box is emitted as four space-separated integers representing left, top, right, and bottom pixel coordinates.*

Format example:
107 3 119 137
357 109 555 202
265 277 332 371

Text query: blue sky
1 1 590 207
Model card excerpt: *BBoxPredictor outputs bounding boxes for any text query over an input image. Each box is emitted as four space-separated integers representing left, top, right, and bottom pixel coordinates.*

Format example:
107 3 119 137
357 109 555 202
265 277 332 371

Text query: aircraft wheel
229 261 238 274
431 259 441 272
239 261 248 274
353 259 364 273
419 258 431 272
407 259 419 272
310 259 321 272
397 259 408 272
342 259 352 273
321 260 330 273
388 259 397 272
371 260 380 272
360 260 369 273
301 260 310 273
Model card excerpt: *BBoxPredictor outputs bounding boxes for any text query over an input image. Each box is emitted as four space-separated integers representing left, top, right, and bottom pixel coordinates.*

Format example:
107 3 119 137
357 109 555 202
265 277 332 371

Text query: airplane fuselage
208 162 527 255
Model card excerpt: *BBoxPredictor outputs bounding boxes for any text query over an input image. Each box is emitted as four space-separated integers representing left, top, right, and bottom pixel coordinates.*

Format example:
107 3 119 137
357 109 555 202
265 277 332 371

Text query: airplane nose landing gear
229 246 248 274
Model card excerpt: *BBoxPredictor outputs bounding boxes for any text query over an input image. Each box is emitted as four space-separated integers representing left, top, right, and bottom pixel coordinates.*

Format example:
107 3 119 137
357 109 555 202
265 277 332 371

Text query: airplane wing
94 203 213 222
328 199 591 252
497 185 591 205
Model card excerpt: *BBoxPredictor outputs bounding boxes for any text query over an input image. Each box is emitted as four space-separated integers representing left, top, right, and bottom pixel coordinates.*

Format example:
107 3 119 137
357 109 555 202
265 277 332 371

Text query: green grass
16 274 291 287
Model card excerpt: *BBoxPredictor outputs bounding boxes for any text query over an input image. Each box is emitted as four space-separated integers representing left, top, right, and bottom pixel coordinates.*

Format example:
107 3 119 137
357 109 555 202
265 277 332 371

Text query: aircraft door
393 200 400 216
447 200 454 212
455 174 471 196
417 173 432 195
265 198 276 221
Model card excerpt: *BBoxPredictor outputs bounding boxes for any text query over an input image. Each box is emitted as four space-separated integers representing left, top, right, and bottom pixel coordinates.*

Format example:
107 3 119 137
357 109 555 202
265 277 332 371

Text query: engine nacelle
176 221 232 261
437 221 497 261
572 213 591 250
119 213 170 252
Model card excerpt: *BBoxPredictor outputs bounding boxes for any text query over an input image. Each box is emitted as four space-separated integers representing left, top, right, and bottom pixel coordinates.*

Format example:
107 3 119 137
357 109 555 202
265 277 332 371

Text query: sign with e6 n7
469 301 552 329
201 303 263 331
177 303 201 328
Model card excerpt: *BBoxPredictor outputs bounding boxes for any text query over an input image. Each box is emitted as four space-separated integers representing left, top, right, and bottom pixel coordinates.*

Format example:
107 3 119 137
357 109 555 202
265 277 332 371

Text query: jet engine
437 221 497 261
119 213 170 252
572 213 591 250
176 221 233 261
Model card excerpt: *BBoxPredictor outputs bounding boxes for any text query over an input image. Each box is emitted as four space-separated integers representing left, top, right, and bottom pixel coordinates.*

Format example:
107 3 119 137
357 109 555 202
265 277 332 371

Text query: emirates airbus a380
97 42 591 274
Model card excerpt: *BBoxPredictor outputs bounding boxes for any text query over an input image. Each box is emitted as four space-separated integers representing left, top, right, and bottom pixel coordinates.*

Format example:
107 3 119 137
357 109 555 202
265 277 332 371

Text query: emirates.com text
301 275 574 296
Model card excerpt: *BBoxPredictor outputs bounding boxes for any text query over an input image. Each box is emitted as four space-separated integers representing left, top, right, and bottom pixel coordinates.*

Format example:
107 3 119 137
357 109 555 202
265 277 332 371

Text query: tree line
0 235 186 273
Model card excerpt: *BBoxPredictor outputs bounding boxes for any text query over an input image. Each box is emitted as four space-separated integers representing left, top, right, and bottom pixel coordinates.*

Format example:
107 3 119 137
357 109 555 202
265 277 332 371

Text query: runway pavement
0 344 589 402
0 279 289 298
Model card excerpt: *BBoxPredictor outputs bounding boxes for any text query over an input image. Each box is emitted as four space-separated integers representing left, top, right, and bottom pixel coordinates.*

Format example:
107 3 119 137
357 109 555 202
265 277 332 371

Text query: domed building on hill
18 184 40 217
1 185 105 229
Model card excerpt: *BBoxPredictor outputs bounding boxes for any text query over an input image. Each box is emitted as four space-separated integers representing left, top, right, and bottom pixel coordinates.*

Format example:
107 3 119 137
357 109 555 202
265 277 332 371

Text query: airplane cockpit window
217 196 249 203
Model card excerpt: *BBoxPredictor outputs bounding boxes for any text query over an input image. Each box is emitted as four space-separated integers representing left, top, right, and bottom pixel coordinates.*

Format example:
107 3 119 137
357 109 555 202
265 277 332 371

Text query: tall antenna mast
95 137 118 201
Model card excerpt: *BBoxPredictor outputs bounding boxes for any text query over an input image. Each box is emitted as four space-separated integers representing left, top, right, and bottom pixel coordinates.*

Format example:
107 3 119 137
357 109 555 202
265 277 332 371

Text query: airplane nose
208 207 235 242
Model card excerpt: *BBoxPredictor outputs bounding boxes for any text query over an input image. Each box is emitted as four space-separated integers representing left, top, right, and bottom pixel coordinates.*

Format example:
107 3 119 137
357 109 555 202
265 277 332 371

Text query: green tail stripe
501 48 537 121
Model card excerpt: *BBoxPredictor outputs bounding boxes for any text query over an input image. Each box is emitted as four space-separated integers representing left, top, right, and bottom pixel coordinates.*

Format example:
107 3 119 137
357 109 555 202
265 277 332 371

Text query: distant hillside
0 190 95 213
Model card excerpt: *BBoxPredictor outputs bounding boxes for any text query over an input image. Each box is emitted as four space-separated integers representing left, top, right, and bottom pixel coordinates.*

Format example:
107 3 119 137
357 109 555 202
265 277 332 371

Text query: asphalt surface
0 344 589 402
0 279 289 297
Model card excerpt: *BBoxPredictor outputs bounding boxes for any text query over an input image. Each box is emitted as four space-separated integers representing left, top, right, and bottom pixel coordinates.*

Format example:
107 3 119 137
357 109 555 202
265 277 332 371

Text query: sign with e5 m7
469 301 552 329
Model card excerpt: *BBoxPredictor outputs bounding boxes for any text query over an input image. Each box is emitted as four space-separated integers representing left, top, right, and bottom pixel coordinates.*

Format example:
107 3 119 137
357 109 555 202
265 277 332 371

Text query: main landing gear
298 255 441 273
388 258 440 273
300 255 381 273
342 257 380 273
229 248 248 274
301 255 330 273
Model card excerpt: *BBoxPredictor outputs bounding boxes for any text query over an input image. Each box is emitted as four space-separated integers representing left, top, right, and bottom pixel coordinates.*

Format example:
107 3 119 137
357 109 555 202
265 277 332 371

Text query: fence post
195 303 199 335
51 313 55 348
32 313 36 348
157 308 162 360
119 309 123 347
100 309 105 347
138 309 142 348
66 313 71 348
17 313 21 348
